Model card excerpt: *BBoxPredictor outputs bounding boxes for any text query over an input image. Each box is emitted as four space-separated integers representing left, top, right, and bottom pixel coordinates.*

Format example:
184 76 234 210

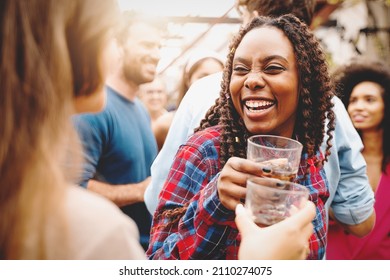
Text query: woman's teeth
245 100 274 112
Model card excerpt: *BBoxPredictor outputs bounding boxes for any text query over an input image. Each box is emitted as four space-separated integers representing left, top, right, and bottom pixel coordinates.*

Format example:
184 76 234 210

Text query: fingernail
235 204 244 215
262 167 272 173
276 182 285 187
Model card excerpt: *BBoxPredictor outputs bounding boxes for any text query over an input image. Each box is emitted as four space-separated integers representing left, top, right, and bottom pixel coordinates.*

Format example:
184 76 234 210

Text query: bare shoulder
66 186 135 225
64 186 145 259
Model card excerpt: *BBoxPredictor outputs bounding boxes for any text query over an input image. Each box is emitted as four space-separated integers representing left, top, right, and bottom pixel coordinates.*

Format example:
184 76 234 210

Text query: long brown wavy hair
196 14 335 174
0 0 118 259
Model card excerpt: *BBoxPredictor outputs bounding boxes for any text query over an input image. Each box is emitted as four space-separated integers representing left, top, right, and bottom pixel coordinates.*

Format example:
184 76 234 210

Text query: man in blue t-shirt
74 12 164 251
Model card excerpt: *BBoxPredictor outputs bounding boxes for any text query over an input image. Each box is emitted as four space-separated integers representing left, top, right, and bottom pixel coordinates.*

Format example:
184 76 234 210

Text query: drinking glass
247 135 303 181
245 177 309 226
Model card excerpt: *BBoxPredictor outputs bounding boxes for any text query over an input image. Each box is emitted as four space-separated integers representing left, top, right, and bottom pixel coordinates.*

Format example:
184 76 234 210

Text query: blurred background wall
118 0 390 103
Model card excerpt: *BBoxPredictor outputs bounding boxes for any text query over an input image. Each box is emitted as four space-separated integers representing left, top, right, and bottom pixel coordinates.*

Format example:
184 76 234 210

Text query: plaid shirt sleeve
147 127 330 260
146 130 238 260
298 153 330 260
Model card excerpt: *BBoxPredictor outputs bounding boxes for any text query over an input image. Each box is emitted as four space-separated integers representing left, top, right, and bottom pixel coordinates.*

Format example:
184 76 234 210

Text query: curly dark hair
244 0 316 25
196 14 335 176
333 59 390 172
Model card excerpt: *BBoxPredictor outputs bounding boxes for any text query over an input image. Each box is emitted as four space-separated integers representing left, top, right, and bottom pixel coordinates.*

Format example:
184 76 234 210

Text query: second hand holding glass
245 177 309 226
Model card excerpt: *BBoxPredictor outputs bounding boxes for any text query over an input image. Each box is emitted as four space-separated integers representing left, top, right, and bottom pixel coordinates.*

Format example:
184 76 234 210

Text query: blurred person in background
327 59 390 259
138 76 169 149
176 48 225 108
144 2 375 250
0 0 145 259
153 49 224 150
73 11 164 251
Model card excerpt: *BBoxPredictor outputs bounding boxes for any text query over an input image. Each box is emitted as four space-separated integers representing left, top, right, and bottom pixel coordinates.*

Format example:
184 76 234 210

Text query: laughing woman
147 14 375 260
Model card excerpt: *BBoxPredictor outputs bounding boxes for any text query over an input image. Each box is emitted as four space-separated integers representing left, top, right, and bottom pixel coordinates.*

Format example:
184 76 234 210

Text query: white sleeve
144 72 222 214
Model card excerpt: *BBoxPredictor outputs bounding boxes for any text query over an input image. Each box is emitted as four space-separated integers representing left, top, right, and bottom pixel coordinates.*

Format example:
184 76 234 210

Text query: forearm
335 210 376 238
87 178 150 207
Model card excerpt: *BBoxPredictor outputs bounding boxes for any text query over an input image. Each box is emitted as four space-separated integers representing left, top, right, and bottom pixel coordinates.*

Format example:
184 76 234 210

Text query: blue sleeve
73 115 105 188
324 96 375 225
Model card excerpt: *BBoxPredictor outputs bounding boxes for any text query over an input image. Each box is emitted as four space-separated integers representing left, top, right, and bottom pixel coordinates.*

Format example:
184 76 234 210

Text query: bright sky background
115 1 384 96
118 0 238 17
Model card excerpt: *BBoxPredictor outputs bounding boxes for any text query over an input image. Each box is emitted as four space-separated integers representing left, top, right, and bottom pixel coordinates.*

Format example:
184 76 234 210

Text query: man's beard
123 66 147 85
122 58 156 86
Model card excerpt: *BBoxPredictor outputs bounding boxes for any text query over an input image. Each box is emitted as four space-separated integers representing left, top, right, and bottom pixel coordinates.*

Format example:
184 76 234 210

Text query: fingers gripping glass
247 135 303 182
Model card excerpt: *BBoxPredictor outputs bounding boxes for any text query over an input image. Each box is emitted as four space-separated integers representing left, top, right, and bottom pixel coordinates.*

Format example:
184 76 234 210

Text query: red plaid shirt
147 126 329 259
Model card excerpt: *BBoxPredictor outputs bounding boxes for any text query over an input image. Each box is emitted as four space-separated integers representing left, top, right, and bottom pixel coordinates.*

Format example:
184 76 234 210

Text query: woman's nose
150 48 161 63
244 72 266 90
352 99 365 110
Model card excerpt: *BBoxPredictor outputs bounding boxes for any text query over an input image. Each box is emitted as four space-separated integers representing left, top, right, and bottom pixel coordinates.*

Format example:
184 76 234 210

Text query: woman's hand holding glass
217 157 271 211
247 135 303 181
